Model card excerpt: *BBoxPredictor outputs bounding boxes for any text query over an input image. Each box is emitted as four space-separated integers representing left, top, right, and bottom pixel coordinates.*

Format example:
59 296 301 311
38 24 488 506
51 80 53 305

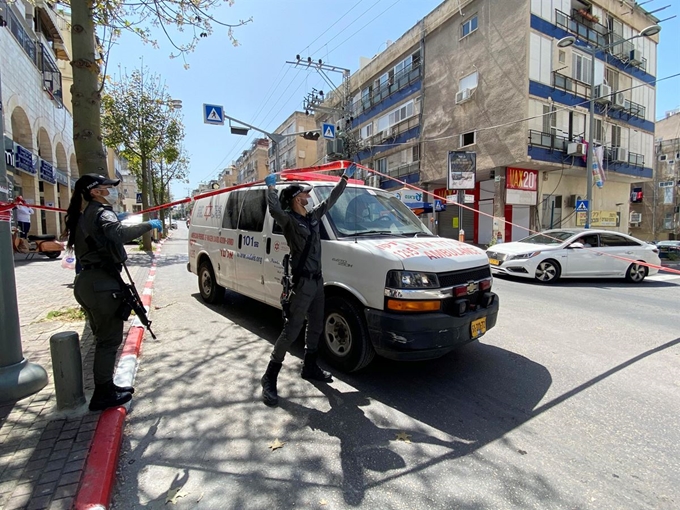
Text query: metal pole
0 65 48 403
50 331 86 410
586 48 596 229
274 139 280 175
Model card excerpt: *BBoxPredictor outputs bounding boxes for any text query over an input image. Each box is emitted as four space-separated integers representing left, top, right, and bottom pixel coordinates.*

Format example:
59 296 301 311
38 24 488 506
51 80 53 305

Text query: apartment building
234 137 270 184
629 109 680 241
220 165 238 188
1 0 76 237
268 111 318 172
318 0 659 244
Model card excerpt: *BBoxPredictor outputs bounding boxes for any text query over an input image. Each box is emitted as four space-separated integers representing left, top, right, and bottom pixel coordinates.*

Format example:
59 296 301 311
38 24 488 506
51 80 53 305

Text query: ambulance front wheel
322 296 375 372
198 260 224 304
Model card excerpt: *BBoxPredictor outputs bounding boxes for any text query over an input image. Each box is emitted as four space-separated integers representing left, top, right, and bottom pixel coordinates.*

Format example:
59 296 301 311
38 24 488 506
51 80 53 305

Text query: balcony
622 99 645 120
365 115 420 148
352 62 422 116
553 71 591 99
4 1 38 64
528 130 569 152
604 148 645 167
386 160 420 179
555 9 608 48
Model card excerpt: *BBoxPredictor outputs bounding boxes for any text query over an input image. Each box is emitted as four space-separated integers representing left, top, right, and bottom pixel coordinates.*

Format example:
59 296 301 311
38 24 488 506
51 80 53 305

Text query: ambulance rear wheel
198 260 224 304
322 296 375 372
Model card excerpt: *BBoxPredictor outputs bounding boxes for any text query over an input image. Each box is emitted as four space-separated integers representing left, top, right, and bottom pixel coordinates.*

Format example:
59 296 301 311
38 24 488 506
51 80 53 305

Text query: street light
556 24 661 228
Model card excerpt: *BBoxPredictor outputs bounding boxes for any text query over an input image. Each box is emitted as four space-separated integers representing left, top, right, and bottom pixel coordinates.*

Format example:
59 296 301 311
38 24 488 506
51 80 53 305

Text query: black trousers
74 269 125 385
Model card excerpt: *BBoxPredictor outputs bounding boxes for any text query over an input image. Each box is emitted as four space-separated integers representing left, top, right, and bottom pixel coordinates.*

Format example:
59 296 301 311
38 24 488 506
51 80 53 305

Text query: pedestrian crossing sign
203 104 225 125
322 123 335 140
575 199 588 212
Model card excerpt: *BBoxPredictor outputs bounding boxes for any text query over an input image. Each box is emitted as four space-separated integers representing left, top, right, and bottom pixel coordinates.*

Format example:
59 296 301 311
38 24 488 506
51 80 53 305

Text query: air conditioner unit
567 142 587 156
566 194 583 208
390 126 399 136
611 146 628 163
594 84 612 104
629 49 642 65
630 212 642 223
379 130 389 140
611 92 626 109
455 88 472 104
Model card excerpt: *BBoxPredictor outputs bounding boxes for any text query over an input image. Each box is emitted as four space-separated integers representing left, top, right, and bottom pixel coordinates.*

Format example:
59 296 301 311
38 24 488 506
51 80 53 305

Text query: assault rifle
280 254 293 321
113 263 157 339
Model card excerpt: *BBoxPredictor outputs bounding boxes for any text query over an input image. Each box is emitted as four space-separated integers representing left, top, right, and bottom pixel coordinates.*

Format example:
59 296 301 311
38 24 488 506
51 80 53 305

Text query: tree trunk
140 156 152 251
70 0 107 177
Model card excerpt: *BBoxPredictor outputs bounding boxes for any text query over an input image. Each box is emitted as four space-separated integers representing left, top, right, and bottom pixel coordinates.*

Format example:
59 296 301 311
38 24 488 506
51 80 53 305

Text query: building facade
220 165 238 188
319 0 659 244
1 0 75 237
268 111 319 172
629 109 680 241
233 137 270 184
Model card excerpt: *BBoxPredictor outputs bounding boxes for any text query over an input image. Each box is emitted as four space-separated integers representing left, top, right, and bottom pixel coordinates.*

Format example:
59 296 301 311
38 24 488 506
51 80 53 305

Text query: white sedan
486 229 660 283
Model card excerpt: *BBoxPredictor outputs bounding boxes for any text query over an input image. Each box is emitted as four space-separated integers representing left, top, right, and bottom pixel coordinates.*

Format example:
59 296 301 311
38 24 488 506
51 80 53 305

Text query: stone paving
0 246 157 510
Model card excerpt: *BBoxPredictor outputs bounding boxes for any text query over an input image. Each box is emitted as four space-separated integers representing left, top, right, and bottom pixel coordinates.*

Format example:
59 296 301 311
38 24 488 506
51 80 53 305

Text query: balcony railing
38 44 63 107
378 161 420 183
528 130 569 152
352 62 422 116
5 1 38 64
604 148 644 167
623 99 645 120
553 71 591 99
364 115 420 147
627 151 644 167
555 9 608 47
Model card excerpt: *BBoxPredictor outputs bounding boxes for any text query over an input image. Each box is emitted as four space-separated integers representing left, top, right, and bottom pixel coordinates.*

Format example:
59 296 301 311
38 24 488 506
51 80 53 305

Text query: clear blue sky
107 0 680 199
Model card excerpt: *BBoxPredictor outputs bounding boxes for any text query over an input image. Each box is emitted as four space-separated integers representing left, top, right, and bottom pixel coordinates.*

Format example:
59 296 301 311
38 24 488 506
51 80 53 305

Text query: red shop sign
506 168 538 191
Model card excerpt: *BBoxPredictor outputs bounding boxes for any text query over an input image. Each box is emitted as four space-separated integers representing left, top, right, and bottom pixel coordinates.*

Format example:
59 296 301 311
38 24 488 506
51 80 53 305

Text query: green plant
46 307 86 322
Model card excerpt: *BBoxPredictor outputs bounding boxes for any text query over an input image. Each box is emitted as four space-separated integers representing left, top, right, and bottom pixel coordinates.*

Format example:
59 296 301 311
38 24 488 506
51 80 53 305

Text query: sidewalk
0 245 158 510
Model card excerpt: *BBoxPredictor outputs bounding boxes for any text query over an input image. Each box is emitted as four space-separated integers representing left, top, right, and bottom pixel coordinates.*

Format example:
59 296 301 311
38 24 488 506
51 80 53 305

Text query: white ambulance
187 175 499 372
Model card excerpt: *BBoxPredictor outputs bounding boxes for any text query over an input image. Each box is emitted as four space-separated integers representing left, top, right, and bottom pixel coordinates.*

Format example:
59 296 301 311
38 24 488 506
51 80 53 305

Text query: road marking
648 273 680 282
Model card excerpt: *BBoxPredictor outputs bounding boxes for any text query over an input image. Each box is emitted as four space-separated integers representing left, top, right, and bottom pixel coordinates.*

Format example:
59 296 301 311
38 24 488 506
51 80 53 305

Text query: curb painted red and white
75 238 167 510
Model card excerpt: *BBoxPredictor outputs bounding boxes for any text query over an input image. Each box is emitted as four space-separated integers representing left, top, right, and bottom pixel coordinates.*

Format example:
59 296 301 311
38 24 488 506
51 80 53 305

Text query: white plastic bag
61 250 76 270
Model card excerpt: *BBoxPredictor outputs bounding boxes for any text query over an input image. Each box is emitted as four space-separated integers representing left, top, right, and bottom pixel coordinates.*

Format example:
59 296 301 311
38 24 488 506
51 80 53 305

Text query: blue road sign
203 104 224 125
576 199 589 212
322 123 335 140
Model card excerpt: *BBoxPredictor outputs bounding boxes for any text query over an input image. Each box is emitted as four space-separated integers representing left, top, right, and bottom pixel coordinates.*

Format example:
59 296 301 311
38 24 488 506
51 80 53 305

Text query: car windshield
313 185 433 237
517 231 576 245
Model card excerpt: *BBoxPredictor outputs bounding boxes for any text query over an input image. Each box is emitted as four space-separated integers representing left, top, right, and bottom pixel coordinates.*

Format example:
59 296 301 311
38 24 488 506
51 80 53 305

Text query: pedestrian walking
260 163 356 407
15 202 34 238
64 173 163 411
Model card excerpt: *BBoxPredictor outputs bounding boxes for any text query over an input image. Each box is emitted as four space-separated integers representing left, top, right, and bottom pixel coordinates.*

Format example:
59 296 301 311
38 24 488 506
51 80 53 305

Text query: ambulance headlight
386 270 440 289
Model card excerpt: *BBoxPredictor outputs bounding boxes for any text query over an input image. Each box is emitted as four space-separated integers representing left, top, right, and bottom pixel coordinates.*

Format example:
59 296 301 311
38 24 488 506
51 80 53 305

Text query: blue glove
265 174 277 187
148 219 163 231
345 163 356 178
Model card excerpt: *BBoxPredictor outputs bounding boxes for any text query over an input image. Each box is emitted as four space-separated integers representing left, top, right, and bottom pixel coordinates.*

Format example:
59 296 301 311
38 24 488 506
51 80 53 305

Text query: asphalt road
112 223 680 509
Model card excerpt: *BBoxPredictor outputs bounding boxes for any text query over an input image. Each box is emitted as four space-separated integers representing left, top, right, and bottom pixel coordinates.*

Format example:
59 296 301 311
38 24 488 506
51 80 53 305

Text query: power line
301 0 365 56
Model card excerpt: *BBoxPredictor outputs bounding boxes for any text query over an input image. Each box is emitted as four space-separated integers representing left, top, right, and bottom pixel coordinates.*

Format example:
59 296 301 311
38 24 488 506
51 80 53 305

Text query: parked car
121 214 145 243
654 240 680 258
486 229 660 283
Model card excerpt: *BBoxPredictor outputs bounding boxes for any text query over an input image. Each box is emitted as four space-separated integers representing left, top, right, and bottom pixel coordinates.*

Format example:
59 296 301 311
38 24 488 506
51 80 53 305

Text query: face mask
105 187 119 204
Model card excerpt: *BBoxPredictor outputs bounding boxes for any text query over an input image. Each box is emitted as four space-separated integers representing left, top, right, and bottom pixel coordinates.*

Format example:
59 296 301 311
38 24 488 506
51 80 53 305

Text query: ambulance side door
234 188 268 302
263 190 289 307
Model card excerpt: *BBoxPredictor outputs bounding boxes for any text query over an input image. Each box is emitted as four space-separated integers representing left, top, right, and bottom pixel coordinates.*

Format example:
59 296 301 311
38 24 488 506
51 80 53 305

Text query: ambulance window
223 192 243 229
238 189 267 232
272 190 286 235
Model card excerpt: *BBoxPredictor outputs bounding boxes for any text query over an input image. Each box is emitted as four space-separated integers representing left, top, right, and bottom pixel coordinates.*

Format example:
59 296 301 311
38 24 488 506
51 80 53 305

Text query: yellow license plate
488 258 500 266
471 318 487 339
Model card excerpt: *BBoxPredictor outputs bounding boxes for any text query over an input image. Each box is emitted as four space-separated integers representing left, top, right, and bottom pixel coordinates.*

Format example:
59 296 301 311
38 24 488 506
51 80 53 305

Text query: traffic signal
301 131 320 140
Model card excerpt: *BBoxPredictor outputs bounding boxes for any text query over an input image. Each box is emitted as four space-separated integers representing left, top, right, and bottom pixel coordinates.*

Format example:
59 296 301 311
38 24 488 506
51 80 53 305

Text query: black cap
76 173 121 192
282 184 312 202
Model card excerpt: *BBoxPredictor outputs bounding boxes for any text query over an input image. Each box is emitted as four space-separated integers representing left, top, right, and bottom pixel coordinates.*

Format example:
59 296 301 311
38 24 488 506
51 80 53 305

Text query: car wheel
321 296 375 372
534 259 561 283
45 252 60 259
198 260 224 304
625 262 647 283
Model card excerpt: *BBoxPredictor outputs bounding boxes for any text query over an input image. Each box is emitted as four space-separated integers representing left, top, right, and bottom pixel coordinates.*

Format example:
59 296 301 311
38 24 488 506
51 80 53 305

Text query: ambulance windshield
314 186 433 238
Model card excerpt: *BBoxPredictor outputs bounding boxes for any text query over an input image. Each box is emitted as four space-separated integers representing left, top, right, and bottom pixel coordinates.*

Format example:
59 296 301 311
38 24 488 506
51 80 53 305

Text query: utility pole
0 65 48 402
287 57 359 163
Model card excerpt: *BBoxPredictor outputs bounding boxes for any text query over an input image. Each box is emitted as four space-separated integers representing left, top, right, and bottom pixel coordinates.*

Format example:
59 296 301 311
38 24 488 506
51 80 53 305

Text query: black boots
113 383 135 394
261 361 282 407
89 381 133 412
301 351 333 382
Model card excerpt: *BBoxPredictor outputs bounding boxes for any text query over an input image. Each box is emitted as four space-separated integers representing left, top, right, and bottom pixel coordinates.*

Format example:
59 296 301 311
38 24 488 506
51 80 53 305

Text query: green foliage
58 0 251 68
46 307 86 322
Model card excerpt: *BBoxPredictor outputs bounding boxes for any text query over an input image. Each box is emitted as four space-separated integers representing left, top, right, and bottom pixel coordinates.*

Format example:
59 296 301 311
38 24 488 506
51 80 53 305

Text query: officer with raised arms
260 164 356 406
64 174 162 411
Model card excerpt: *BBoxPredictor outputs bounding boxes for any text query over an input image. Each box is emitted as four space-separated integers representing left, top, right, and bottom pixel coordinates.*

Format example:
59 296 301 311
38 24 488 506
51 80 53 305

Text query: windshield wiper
348 230 395 237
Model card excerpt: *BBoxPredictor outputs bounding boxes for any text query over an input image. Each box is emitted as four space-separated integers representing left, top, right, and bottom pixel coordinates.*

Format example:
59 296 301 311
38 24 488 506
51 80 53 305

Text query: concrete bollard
50 331 86 410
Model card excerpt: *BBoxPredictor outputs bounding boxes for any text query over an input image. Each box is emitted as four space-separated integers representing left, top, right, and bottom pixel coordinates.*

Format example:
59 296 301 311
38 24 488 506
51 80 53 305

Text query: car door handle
266 237 271 254
238 234 242 249
625 251 634 255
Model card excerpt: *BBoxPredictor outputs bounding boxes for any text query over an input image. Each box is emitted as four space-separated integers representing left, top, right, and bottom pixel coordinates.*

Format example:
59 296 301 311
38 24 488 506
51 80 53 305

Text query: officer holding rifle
64 174 161 411
260 163 356 407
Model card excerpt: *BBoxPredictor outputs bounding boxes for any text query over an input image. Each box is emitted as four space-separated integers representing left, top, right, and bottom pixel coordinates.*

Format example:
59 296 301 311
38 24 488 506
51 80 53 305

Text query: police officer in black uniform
260 164 356 407
64 174 162 411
